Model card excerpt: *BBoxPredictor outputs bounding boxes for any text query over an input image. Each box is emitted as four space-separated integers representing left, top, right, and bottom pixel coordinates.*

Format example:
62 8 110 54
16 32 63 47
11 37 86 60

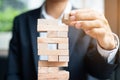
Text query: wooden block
38 43 57 50
57 31 68 38
63 13 70 20
38 79 47 80
47 31 58 38
38 49 69 56
62 14 72 25
47 31 68 38
37 43 48 49
58 43 69 50
47 78 59 80
37 24 68 32
48 67 59 73
38 67 48 73
47 78 69 80
38 61 68 67
59 55 69 62
37 19 58 25
38 78 59 80
48 56 58 62
38 71 69 79
37 37 68 44
38 67 59 74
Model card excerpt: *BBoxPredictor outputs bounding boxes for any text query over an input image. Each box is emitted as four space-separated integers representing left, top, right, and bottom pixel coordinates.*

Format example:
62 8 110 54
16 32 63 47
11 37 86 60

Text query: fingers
62 9 115 50
85 28 106 39
74 20 103 30
70 9 104 21
62 9 108 31
62 9 106 26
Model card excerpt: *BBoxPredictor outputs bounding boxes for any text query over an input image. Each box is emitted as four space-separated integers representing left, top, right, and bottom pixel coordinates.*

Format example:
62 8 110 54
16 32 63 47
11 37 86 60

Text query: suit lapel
28 8 41 73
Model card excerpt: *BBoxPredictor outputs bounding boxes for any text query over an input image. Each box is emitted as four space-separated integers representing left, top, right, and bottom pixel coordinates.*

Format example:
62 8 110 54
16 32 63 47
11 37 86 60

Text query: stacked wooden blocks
37 19 69 80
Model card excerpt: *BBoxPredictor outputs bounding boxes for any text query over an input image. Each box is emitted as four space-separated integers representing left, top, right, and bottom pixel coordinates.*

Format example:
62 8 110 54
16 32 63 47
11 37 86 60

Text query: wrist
98 33 116 50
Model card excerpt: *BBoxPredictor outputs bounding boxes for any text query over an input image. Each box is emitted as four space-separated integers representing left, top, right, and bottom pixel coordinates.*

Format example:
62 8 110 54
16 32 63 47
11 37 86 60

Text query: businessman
6 0 120 80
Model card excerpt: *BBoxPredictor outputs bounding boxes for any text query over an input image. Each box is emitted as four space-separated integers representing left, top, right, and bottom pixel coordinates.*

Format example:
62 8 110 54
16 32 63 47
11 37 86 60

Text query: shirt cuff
97 33 119 63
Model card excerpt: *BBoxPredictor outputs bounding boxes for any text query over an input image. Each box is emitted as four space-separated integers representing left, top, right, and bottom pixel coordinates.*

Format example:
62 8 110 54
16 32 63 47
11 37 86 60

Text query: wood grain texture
38 49 69 55
37 25 68 32
48 56 59 62
58 43 69 50
38 67 48 73
38 61 68 67
59 55 69 62
47 31 68 38
37 37 68 44
38 71 69 79
37 43 48 49
37 19 58 25
37 19 69 80
38 67 59 73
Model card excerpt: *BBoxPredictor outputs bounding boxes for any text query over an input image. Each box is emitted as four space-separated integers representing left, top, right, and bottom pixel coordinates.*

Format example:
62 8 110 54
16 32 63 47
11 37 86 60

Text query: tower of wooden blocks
37 19 69 80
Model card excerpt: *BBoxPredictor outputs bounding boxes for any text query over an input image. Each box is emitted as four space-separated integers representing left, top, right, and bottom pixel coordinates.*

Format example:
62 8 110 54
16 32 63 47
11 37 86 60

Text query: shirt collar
41 1 72 24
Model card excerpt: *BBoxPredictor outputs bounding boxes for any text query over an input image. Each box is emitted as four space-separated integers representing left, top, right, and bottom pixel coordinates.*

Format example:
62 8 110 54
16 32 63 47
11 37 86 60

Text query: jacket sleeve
6 17 22 80
84 38 119 79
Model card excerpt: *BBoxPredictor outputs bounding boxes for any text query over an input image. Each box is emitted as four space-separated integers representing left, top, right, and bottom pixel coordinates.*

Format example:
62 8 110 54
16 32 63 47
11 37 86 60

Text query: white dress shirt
39 2 119 63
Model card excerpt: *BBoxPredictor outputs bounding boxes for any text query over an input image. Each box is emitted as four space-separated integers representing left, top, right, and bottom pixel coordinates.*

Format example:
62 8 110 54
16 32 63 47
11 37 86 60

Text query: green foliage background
0 7 21 32
0 0 26 32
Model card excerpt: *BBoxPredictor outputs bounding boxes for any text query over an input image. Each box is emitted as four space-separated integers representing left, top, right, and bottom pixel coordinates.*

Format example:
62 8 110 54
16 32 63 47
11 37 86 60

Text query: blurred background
0 0 119 80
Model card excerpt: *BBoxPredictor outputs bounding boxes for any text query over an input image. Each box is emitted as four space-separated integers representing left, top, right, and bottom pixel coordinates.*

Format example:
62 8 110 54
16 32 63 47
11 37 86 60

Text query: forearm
97 33 119 63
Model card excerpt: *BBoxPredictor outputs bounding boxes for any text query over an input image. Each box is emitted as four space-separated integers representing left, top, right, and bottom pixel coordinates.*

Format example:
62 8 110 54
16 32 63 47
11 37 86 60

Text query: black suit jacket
6 6 119 80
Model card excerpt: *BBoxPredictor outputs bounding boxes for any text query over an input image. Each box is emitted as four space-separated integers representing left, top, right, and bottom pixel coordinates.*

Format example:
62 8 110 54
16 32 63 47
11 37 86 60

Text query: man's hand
62 9 116 50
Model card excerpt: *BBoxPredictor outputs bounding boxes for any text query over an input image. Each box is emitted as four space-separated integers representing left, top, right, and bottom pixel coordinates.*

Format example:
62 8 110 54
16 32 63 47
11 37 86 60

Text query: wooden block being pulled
37 43 48 49
38 71 69 79
37 37 68 44
48 56 58 62
58 43 69 50
38 49 69 55
59 55 69 62
62 13 72 25
38 61 68 67
63 13 70 20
